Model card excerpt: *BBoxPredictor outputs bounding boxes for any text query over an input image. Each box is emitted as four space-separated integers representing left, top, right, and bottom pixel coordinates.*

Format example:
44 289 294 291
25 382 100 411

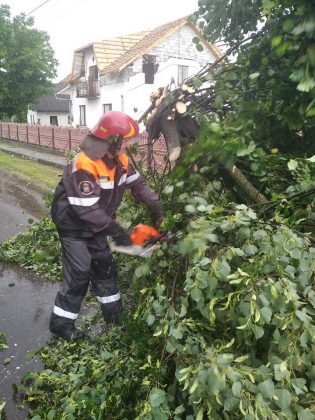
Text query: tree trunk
159 111 182 162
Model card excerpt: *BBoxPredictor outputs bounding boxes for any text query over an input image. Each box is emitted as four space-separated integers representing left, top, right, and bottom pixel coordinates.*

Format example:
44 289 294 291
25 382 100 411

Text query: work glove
110 223 132 246
150 202 164 229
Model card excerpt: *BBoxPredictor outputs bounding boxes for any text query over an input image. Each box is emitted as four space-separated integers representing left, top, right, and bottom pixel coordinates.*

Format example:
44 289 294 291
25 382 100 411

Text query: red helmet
90 111 139 141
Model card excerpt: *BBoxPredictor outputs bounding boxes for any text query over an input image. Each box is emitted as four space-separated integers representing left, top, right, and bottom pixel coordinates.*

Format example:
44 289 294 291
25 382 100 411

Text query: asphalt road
0 170 59 419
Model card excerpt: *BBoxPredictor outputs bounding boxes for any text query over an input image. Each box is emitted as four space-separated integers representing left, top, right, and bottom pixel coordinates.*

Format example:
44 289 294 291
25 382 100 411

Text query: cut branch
224 164 268 205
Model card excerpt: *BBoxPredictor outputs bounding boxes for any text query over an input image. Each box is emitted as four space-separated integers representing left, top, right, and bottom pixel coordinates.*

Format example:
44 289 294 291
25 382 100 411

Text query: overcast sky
3 0 199 81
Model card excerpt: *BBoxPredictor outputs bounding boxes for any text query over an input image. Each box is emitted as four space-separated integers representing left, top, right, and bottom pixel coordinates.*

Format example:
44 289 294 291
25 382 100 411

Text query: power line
26 0 50 16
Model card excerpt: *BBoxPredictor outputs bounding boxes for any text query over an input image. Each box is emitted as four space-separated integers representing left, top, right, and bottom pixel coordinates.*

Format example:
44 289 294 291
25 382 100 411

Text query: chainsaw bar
111 243 159 258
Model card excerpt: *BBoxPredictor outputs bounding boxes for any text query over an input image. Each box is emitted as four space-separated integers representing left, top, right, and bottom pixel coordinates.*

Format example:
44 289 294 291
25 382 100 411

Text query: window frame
178 65 189 86
79 105 86 126
50 115 58 126
102 103 112 114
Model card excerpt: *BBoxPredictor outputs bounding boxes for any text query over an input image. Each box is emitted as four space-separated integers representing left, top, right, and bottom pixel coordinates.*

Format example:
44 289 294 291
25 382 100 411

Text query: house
27 82 71 126
64 16 222 129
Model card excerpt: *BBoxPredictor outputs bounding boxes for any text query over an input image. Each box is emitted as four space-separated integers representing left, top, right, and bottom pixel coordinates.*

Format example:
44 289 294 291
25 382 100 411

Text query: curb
0 146 65 168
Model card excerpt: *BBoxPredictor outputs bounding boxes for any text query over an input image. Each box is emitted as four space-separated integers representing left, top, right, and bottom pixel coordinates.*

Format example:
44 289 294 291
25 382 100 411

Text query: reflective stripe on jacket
51 151 160 238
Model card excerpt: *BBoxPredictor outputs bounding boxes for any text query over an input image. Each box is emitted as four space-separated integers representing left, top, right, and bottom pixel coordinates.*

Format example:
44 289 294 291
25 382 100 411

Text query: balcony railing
76 79 100 98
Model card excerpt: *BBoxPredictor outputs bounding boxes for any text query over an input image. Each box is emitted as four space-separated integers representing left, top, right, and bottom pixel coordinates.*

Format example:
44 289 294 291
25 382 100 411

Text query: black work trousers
50 233 123 333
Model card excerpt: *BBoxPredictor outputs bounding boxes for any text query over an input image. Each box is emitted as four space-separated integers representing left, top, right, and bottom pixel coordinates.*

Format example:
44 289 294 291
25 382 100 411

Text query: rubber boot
49 313 87 341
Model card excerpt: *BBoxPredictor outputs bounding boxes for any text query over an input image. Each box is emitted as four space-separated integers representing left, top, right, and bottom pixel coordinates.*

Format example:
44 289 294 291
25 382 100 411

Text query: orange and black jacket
51 151 162 238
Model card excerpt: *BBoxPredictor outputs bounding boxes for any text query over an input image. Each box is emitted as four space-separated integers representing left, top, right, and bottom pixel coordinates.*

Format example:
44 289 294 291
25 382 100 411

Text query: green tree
0 4 57 121
191 0 315 155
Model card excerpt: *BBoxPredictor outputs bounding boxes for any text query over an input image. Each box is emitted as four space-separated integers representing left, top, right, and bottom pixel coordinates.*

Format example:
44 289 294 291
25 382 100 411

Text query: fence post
38 125 41 145
0 123 2 139
26 125 29 143
52 126 55 149
8 124 10 140
16 124 19 142
69 129 72 150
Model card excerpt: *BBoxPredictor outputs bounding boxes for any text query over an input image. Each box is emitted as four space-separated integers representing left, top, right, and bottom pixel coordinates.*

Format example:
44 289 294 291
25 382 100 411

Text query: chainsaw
111 224 170 257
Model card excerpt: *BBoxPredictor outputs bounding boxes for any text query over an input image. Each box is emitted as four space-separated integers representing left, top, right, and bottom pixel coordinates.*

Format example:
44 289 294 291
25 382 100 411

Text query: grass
0 150 62 192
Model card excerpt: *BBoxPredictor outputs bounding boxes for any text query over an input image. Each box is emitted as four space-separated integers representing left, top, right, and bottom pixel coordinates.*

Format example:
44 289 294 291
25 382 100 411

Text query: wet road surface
0 168 46 242
0 265 58 419
0 170 57 419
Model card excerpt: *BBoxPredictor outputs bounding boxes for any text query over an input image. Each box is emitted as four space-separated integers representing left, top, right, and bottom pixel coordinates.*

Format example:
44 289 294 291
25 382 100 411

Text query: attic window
142 54 159 84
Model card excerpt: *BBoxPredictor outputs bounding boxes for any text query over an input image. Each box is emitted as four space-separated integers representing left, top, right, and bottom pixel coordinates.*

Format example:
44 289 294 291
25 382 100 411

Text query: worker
49 111 163 341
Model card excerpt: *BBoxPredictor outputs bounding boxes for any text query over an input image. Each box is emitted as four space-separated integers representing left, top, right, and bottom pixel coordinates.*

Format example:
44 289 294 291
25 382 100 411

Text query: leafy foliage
0 332 7 351
192 0 315 156
1 0 315 418
15 201 315 419
0 4 57 121
0 217 61 279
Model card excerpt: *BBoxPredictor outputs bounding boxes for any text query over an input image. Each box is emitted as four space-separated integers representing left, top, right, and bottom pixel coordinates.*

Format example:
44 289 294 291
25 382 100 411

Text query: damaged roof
69 16 222 80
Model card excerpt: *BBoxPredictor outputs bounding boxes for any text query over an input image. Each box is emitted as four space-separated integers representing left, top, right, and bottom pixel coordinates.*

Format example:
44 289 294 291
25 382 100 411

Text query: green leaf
274 389 292 410
296 309 312 323
234 355 249 363
149 388 166 407
191 287 203 302
274 362 290 381
262 0 275 10
214 259 231 280
164 185 174 194
287 159 298 171
258 379 275 399
252 324 264 339
271 36 282 47
260 307 272 323
249 72 260 80
298 409 315 420
146 314 156 326
185 204 196 213
170 327 183 340
134 263 150 278
209 122 222 133
306 155 315 162
47 409 56 420
232 381 242 397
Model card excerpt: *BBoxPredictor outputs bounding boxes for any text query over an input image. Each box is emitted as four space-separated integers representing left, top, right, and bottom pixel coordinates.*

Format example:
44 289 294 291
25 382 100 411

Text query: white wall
27 110 37 125
27 110 70 126
70 25 216 129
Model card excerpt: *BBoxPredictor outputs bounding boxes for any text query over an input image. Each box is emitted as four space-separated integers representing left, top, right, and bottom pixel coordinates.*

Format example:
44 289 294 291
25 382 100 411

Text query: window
50 116 58 126
79 105 86 126
89 65 98 80
103 103 112 114
178 65 188 85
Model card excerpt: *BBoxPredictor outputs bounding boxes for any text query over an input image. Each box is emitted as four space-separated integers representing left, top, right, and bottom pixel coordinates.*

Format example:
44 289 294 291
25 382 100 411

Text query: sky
3 0 200 81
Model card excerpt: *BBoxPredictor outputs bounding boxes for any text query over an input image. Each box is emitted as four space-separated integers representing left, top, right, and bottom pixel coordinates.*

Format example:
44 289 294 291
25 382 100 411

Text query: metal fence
0 122 168 169
0 122 88 150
